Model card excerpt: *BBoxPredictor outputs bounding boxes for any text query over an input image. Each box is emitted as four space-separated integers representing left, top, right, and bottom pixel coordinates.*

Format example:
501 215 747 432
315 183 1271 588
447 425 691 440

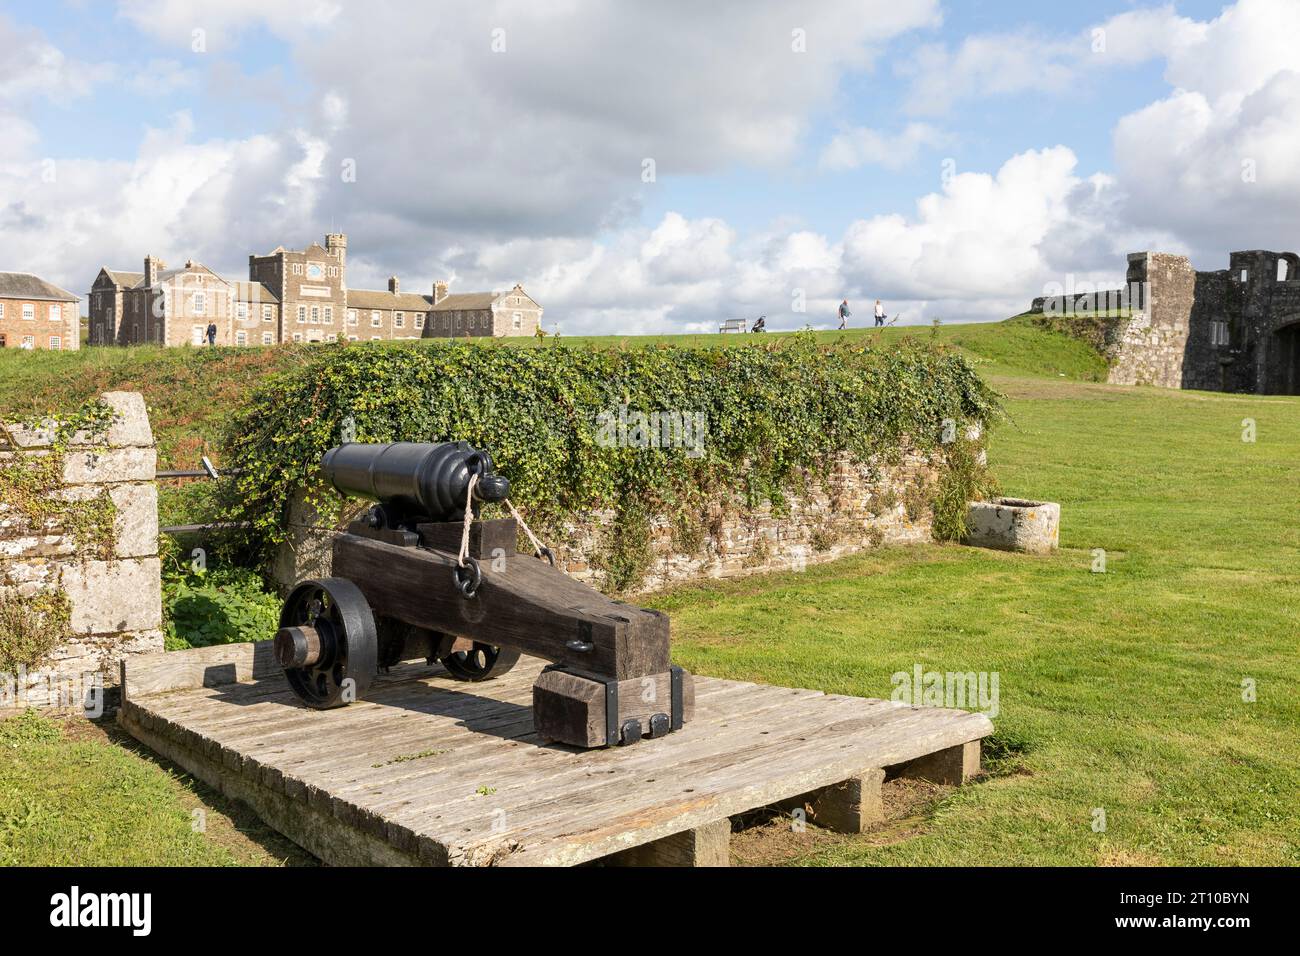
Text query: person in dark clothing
206 322 217 346
838 299 850 330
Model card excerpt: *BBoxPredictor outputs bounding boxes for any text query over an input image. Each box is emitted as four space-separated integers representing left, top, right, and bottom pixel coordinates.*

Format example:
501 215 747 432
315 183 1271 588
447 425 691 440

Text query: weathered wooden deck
118 642 993 866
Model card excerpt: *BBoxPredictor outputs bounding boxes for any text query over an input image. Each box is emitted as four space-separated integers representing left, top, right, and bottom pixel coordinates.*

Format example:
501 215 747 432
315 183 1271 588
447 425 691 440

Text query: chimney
434 281 448 304
388 276 399 294
144 255 163 287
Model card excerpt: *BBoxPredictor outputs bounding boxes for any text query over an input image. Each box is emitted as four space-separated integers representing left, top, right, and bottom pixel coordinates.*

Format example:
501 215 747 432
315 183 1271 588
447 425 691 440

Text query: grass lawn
654 374 1300 865
3 318 1294 865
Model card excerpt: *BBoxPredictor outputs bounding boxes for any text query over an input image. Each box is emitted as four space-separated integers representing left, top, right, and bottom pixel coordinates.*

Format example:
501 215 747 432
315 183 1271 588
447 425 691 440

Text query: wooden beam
604 819 731 867
893 739 981 785
805 767 885 833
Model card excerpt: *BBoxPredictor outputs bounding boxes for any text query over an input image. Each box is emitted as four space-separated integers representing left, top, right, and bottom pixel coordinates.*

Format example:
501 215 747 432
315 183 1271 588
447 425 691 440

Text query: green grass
0 710 307 865
650 375 1300 865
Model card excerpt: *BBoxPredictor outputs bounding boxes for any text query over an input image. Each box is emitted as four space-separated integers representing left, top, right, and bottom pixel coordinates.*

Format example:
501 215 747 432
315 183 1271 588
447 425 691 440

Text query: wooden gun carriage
274 441 693 747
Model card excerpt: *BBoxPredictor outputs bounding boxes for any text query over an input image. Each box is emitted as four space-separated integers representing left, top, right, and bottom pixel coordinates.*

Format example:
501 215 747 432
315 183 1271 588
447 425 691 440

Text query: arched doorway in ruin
1273 318 1300 395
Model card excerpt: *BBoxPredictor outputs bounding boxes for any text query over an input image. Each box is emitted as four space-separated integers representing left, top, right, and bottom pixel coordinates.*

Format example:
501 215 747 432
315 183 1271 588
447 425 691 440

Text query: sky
1 0 1297 333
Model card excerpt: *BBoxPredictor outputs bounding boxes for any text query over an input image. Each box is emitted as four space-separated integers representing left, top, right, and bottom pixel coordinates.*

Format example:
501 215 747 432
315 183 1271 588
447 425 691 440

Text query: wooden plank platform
117 642 993 866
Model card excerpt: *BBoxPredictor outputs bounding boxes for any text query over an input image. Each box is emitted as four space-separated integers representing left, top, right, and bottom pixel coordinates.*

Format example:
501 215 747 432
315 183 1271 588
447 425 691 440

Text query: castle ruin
1031 250 1300 394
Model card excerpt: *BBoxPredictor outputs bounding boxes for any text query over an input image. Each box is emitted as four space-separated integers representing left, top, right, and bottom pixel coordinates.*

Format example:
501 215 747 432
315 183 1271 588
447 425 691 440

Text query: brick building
88 233 541 346
0 272 80 351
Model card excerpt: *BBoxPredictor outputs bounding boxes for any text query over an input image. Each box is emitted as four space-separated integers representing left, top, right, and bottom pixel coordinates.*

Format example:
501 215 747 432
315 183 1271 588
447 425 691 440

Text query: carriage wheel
439 642 521 682
275 578 378 708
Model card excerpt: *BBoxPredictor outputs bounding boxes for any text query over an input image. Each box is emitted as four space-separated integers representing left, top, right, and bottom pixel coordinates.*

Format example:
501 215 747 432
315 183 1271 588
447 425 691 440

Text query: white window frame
262 331 274 345
21 335 34 349
49 304 62 322
193 292 206 316
292 332 303 342
236 302 249 321
325 333 337 342
263 304 274 322
324 305 333 324
292 263 303 276
235 330 248 346
347 309 358 326
310 305 321 324
297 306 307 324
22 304 35 321
414 313 424 330
512 311 522 329
371 311 381 327
394 312 405 328
48 335 61 350
1211 319 1230 347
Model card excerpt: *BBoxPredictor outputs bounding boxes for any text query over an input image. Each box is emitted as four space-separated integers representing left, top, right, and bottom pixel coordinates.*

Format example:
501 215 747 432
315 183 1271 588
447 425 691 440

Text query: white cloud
117 0 342 50
819 122 950 171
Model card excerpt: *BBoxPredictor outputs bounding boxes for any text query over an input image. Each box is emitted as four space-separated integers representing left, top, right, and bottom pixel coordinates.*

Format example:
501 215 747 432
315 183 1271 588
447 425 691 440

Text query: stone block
63 482 157 558
61 446 156 485
964 497 1060 554
61 557 162 634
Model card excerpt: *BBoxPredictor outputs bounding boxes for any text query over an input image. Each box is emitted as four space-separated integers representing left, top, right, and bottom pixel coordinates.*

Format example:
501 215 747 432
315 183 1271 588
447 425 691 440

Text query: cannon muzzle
322 441 509 521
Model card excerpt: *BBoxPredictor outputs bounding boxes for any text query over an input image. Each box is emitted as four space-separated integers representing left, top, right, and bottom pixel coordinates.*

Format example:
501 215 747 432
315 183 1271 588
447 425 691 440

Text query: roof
230 281 279 304
0 272 79 302
103 269 145 289
430 291 499 311
346 288 437 312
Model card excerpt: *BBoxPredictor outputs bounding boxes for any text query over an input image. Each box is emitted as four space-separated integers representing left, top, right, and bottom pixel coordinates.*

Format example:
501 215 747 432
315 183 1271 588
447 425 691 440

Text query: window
328 266 338 278
263 304 274 322
49 336 61 350
414 313 424 330
22 304 34 321
1211 320 1230 347
371 311 381 327
21 335 34 349
236 302 249 321
347 309 358 326
262 331 274 345
1240 269 1249 282
512 311 522 330
292 332 303 343
325 333 337 343
49 304 62 322
394 312 405 328
310 305 320 324
347 335 358 341
193 292 206 315
292 263 302 275
0 303 4 319
324 305 333 324
297 306 307 324
235 330 248 346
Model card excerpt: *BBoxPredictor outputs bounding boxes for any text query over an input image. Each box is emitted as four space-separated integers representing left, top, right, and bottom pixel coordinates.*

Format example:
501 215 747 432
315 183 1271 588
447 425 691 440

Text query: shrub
217 334 1001 574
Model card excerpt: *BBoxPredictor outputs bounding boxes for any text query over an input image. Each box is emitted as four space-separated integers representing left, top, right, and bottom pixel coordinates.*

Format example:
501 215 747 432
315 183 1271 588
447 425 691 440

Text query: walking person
874 300 886 327
206 322 217 346
838 299 851 330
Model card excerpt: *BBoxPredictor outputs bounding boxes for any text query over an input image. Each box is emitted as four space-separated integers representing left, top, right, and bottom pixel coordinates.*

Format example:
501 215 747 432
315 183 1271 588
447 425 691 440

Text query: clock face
307 262 324 279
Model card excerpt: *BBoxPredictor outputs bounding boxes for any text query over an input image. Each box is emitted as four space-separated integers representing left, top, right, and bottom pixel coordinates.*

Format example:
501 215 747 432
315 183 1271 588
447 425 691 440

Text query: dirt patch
730 777 949 866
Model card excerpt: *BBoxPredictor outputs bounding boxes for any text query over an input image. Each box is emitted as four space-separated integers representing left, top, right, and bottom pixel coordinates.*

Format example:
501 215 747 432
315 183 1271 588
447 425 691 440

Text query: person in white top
874 300 886 327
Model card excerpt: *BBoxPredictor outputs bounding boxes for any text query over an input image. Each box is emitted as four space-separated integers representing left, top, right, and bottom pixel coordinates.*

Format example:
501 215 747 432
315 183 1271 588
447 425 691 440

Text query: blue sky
2 1 1297 332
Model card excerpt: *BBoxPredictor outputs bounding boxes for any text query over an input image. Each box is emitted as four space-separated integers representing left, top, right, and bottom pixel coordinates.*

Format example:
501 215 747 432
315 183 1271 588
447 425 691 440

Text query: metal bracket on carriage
273 441 694 748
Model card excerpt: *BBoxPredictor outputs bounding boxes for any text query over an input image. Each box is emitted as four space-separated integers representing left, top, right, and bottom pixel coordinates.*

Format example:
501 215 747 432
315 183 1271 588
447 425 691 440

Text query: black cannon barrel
321 441 509 520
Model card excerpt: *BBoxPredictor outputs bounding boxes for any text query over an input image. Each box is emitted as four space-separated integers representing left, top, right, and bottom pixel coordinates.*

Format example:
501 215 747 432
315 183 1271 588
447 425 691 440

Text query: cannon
275 441 693 747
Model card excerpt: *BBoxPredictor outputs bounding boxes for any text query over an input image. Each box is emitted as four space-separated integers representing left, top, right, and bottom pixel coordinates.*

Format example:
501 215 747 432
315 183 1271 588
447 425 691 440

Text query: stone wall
0 392 162 707
274 442 954 596
1106 252 1196 388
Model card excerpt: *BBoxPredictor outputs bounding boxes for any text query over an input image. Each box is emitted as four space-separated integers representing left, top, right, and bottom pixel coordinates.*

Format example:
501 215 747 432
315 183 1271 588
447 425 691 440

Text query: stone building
89 233 541 346
0 272 80 351
1031 249 1300 395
